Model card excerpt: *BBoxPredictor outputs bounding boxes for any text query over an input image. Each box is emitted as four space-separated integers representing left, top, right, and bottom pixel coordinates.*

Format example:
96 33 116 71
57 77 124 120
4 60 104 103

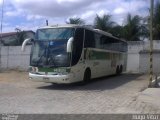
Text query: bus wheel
116 66 120 75
119 65 123 74
82 68 91 84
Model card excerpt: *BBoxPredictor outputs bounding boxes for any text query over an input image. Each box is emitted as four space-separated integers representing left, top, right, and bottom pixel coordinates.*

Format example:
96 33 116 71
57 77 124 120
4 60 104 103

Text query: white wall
127 40 160 73
127 41 145 73
139 50 160 75
127 53 140 73
0 46 31 70
0 40 160 73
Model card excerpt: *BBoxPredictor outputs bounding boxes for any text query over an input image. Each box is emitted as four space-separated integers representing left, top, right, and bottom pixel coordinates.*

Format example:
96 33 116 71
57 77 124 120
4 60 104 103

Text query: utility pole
0 0 5 70
149 0 154 87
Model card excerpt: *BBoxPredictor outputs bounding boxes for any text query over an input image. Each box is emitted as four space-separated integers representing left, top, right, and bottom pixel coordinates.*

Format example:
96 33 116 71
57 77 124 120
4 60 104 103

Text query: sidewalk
125 77 160 113
137 88 160 112
115 88 160 113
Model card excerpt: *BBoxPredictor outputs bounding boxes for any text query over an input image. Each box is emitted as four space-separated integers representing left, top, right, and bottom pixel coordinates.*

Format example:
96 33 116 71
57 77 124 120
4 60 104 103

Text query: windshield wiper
36 47 47 66
47 56 56 67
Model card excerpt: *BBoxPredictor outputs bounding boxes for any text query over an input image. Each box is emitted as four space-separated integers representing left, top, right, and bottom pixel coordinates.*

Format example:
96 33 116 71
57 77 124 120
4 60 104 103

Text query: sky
0 0 151 33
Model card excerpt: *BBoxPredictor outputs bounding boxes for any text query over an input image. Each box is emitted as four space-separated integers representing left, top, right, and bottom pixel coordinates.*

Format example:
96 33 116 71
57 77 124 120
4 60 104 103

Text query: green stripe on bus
90 50 110 60
38 67 70 72
84 49 111 60
38 67 54 72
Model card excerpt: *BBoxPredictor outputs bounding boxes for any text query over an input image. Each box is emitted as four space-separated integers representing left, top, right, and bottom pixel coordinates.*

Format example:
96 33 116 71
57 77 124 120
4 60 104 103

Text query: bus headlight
29 67 38 73
28 67 32 72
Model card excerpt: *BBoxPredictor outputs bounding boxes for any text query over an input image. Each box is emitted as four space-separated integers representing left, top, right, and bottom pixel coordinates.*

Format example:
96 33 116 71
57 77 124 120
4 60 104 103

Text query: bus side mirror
67 37 74 53
21 38 33 52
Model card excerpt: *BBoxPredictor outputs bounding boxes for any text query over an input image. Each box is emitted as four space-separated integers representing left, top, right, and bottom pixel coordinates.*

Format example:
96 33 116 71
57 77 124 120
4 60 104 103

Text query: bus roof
38 24 127 42
38 24 80 29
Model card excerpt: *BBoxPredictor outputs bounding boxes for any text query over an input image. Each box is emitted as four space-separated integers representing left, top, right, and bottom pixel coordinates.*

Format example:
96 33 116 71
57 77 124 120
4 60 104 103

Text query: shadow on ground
37 74 144 91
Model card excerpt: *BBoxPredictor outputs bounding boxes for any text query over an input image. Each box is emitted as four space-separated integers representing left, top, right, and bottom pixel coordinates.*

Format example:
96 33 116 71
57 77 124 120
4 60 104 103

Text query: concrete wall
0 40 160 73
127 40 160 73
127 41 145 73
0 46 31 70
139 50 160 75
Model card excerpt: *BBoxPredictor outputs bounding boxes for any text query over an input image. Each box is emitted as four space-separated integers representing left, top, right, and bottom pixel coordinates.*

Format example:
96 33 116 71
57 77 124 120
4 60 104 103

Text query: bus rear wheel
116 65 123 75
116 66 120 75
119 65 123 74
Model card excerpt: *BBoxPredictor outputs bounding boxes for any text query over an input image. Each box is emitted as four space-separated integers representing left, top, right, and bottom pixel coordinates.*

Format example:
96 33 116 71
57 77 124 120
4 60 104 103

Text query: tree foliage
66 17 85 25
93 14 148 41
153 1 160 39
14 28 27 46
109 25 124 38
94 14 115 32
121 14 145 41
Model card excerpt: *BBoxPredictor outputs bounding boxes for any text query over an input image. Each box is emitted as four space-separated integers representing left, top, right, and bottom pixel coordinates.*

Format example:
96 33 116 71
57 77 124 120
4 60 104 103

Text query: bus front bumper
29 73 75 84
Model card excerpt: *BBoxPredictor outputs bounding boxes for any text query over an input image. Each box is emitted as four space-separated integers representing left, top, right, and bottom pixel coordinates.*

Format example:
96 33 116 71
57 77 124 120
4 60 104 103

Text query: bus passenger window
84 30 95 48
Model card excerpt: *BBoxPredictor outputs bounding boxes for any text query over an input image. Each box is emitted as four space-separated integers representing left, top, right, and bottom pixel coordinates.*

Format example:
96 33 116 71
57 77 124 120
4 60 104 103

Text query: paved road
0 71 159 114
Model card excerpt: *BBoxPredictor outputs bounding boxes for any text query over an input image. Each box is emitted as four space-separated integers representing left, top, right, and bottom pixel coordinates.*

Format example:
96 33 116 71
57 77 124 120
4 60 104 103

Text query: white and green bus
22 24 127 84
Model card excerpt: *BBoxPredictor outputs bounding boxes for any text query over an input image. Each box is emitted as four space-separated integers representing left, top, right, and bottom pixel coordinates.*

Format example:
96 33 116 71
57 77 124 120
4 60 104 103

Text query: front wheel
79 68 91 85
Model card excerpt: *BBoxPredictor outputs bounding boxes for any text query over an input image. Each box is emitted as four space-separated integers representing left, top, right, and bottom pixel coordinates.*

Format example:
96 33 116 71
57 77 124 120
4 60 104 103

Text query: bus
22 24 127 84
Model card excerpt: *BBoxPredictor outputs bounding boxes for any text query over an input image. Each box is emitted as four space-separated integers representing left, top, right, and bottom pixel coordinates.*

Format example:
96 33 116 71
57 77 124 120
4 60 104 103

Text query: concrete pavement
115 88 160 114
138 88 160 109
0 71 160 114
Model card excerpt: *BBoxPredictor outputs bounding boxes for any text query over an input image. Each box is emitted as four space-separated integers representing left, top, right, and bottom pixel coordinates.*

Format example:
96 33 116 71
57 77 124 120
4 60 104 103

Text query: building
0 30 35 46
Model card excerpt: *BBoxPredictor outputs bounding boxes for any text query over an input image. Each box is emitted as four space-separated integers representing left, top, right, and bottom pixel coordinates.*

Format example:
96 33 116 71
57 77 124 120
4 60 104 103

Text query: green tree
15 28 26 45
66 17 85 25
2 28 27 46
94 14 115 32
14 28 27 46
153 1 160 39
109 25 124 38
122 14 146 41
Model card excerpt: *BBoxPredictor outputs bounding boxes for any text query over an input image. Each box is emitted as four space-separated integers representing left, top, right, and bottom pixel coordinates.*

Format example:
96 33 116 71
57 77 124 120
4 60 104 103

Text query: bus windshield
30 28 75 67
36 28 74 40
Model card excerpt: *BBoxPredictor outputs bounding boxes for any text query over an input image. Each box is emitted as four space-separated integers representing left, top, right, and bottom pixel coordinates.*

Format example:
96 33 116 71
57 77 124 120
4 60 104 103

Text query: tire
81 68 91 85
51 83 57 85
116 66 120 75
119 65 123 74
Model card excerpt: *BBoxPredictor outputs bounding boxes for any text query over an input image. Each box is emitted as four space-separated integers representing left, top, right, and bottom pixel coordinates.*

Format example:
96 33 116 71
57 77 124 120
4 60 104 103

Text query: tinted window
95 33 101 48
72 28 84 66
36 28 74 40
100 36 127 52
84 30 95 48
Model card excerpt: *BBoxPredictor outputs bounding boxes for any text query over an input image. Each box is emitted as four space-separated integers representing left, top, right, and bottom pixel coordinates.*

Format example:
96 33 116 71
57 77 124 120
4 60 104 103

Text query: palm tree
14 28 27 45
94 14 115 32
109 25 124 38
153 1 160 39
122 14 146 41
66 17 85 25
